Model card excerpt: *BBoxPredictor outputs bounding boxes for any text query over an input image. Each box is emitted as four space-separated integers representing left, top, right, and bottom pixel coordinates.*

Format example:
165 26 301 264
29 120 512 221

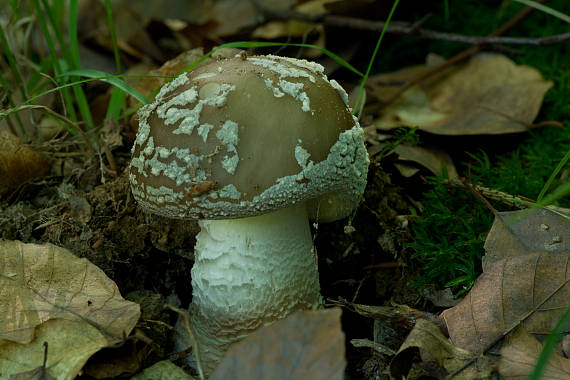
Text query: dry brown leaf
252 0 334 58
499 327 570 379
368 143 458 179
441 209 569 355
370 53 553 135
0 241 140 379
1 319 109 380
210 308 346 380
0 240 140 344
483 209 570 268
390 319 493 379
0 131 50 196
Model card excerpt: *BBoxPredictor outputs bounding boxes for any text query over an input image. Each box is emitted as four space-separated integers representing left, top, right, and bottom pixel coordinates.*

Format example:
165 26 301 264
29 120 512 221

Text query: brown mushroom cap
130 54 368 220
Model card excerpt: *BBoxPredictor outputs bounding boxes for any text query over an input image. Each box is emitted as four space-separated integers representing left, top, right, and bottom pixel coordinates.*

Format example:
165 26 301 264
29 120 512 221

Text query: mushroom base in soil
129 53 369 375
188 204 321 371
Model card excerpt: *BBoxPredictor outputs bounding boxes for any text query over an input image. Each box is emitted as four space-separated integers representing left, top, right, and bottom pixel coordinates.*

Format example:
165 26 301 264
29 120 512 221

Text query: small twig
103 145 119 179
322 15 570 46
446 178 570 216
253 1 569 47
461 179 499 216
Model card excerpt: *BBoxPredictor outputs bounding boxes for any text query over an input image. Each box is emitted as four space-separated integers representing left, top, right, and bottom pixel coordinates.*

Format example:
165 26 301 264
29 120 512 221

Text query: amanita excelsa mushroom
129 54 369 375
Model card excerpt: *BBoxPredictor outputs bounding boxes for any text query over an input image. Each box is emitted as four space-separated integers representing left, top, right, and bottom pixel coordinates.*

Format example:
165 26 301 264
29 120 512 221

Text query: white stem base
188 205 322 376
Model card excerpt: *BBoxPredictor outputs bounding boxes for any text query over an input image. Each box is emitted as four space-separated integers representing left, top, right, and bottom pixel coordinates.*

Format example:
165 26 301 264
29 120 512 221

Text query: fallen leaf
370 53 553 135
483 209 570 267
368 143 459 179
131 360 195 380
499 327 570 379
252 0 334 58
0 131 50 196
423 285 460 308
390 319 493 379
1 319 109 380
441 209 569 355
0 240 140 379
210 308 346 380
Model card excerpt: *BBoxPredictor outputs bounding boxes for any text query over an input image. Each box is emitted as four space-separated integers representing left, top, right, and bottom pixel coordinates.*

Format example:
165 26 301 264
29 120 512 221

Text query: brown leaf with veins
0 241 140 379
210 308 346 380
390 319 493 379
441 210 569 355
499 327 570 379
0 240 140 345
483 209 569 268
370 53 553 135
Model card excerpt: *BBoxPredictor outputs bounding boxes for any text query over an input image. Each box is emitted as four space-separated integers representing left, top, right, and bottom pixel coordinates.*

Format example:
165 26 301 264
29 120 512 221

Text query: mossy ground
374 0 570 295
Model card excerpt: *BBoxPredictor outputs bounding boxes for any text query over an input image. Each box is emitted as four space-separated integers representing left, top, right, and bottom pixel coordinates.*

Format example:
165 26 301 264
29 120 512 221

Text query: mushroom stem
189 204 322 375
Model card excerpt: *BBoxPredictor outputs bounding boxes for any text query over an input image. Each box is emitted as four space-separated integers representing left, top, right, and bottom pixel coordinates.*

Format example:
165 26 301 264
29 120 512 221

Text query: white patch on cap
154 74 190 103
197 123 214 142
278 80 310 112
218 184 241 199
194 72 217 80
155 83 235 135
295 143 311 169
216 120 239 175
249 56 316 112
329 79 349 106
264 79 285 97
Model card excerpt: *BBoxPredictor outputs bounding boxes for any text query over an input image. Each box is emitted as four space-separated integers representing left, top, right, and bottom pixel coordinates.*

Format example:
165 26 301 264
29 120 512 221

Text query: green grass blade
105 86 127 122
104 0 122 74
537 149 570 202
32 0 78 122
65 0 94 129
0 22 26 96
68 0 81 68
513 0 570 24
60 69 150 104
353 0 400 115
0 71 27 138
179 41 365 78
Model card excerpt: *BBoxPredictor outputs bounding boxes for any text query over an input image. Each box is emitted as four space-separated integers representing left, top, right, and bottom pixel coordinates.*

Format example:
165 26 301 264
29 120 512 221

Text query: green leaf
60 69 149 105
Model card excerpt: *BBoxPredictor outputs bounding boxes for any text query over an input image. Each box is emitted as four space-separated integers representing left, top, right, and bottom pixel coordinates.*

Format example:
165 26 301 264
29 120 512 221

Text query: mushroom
129 54 369 375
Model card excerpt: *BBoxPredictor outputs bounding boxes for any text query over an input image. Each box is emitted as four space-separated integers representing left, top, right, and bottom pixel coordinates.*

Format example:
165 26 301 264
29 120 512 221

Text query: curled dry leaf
390 319 493 379
499 327 570 379
441 210 570 355
368 143 459 179
0 240 140 379
210 308 346 380
370 53 553 135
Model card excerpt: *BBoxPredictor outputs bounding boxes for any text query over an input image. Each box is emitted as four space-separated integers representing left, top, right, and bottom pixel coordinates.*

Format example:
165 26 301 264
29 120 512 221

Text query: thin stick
323 15 570 46
253 1 568 47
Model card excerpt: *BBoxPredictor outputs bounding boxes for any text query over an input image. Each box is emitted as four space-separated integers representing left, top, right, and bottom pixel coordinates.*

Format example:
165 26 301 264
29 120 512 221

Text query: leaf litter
0 240 140 379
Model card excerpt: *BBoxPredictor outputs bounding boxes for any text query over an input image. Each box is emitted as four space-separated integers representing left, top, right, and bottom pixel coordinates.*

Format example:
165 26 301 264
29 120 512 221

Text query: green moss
383 0 570 294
